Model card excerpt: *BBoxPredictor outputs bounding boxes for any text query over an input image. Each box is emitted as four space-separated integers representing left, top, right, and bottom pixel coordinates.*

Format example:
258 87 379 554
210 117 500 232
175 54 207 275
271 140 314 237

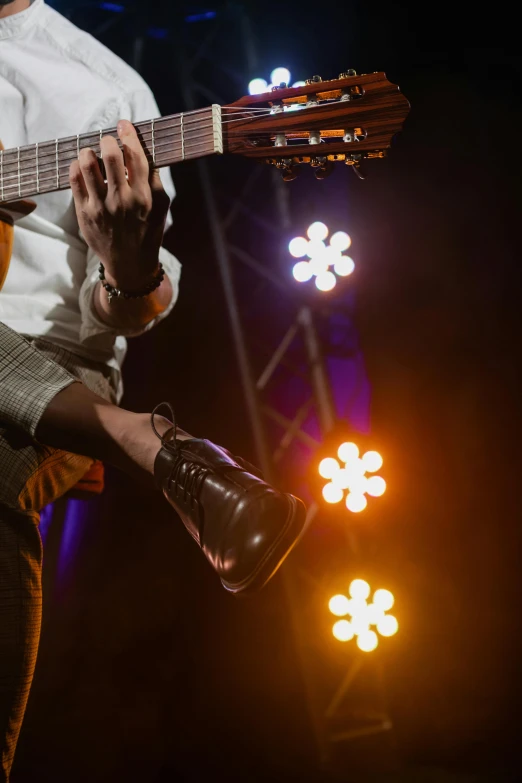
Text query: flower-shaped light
248 67 306 95
289 222 355 291
329 579 398 651
319 441 385 513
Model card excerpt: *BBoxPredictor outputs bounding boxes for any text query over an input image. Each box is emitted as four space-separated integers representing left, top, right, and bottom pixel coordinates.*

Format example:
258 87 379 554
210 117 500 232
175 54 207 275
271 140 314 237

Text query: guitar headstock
222 71 410 180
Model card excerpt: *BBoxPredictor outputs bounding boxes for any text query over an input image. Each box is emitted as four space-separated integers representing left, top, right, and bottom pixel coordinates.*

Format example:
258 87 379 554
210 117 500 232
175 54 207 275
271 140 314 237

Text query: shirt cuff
78 246 182 346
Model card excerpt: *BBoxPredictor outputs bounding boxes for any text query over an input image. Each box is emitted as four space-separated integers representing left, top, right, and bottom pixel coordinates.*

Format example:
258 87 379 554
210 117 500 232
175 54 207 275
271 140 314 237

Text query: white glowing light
338 442 359 462
346 493 368 513
292 261 314 283
377 615 399 637
292 80 306 88
361 451 383 473
349 579 371 601
248 78 268 95
366 476 386 497
330 231 352 251
357 630 379 652
334 256 355 277
329 594 351 616
315 271 337 291
322 246 343 266
270 67 291 86
330 583 398 651
332 620 354 642
309 255 330 276
288 236 309 258
307 221 329 242
318 457 340 479
322 482 344 504
373 589 394 611
306 240 326 258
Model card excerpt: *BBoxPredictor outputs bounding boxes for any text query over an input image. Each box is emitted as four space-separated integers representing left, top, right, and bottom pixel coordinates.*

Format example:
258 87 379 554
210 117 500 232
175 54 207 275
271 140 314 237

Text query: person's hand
69 119 170 289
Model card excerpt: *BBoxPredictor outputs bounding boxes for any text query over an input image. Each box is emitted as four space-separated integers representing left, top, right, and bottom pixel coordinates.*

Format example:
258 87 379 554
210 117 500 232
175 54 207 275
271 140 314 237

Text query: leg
0 505 41 783
1 320 306 593
0 427 93 782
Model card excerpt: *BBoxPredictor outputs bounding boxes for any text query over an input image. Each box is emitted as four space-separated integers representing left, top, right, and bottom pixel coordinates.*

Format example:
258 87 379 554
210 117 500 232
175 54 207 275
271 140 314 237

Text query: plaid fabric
0 321 117 781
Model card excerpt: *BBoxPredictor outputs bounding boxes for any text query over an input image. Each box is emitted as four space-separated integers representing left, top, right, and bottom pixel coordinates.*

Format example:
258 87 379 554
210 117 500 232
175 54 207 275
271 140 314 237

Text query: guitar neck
0 105 223 204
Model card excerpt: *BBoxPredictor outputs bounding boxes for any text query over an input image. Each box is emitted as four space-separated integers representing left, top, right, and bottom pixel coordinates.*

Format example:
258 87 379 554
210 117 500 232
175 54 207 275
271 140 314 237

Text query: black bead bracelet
98 262 165 303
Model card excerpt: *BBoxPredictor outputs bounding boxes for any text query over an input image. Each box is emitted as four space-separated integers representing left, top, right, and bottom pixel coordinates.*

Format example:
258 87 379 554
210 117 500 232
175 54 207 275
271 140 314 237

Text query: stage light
329 594 351 616
318 441 385 513
290 223 355 291
330 581 398 651
333 620 354 642
249 69 305 96
307 221 329 242
270 67 291 86
248 78 269 95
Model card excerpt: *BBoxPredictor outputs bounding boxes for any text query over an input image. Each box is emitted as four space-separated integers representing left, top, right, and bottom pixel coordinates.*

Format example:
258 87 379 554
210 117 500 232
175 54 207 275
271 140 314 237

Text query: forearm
93 272 174 331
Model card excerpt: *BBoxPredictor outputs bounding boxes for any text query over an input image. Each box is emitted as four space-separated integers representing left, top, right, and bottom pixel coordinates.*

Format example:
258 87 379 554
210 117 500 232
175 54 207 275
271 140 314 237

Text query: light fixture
319 442 385 513
289 223 355 291
330 580 398 651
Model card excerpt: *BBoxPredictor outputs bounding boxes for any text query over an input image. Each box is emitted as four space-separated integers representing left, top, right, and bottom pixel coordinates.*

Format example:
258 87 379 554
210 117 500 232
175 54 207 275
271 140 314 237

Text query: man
0 0 306 778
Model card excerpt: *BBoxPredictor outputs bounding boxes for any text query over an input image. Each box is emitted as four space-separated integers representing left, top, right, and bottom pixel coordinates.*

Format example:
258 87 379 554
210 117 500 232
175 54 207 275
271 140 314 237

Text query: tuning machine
311 156 334 180
276 158 299 182
339 69 357 78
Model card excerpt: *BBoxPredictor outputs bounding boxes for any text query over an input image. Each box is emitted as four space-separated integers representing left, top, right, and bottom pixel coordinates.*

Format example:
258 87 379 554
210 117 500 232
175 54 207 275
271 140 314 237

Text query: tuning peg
276 159 299 182
312 158 334 180
305 75 322 84
339 69 357 78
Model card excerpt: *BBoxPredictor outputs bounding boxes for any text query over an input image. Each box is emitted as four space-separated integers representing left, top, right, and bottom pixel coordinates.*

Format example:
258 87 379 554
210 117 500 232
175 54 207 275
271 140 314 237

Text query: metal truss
54 1 396 776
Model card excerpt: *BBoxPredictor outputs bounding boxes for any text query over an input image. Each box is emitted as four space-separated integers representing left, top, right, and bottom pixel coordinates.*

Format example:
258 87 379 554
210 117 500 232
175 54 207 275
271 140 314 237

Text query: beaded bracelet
98 262 165 303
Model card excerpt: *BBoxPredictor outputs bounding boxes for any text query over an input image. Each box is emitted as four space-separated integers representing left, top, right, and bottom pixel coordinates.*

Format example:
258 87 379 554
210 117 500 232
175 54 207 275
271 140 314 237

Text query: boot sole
220 494 307 595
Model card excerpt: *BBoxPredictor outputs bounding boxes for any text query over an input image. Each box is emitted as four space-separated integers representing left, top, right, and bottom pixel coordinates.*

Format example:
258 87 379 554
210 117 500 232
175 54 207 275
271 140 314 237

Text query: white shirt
0 0 181 399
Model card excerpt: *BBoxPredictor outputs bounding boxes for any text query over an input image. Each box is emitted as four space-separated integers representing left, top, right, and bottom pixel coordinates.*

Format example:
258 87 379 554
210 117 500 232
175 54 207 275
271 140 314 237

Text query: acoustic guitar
0 71 410 290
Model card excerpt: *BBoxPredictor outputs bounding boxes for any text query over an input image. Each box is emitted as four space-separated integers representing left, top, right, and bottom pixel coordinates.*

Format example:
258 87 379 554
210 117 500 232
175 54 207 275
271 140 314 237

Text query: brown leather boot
152 403 307 594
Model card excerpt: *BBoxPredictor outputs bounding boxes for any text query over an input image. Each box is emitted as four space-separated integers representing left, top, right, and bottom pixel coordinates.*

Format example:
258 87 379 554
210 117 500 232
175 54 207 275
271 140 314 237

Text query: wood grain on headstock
223 72 410 162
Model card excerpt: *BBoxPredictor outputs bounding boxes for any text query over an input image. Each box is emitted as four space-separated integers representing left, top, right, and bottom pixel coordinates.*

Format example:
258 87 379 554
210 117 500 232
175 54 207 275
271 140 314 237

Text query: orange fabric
70 459 105 495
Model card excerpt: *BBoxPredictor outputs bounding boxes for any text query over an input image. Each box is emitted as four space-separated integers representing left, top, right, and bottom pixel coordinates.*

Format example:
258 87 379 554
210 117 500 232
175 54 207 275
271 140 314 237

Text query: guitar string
0 100 343 198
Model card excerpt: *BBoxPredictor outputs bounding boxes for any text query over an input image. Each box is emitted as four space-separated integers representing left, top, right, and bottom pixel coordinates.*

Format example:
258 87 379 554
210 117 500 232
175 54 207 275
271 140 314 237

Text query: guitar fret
0 107 222 203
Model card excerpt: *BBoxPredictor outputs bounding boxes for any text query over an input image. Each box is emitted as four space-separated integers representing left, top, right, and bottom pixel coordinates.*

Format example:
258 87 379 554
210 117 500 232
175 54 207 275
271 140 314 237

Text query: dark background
13 1 522 781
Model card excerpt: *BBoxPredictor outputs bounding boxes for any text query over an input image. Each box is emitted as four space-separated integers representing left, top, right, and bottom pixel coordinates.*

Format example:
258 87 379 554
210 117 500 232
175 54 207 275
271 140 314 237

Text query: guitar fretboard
0 105 223 204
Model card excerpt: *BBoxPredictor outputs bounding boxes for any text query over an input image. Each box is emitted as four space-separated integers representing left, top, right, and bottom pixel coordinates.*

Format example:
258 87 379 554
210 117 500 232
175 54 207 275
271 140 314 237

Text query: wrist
98 261 165 303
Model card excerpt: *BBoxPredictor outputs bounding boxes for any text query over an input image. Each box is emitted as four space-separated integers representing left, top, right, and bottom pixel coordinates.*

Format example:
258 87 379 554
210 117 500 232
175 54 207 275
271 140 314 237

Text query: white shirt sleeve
78 87 181 344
